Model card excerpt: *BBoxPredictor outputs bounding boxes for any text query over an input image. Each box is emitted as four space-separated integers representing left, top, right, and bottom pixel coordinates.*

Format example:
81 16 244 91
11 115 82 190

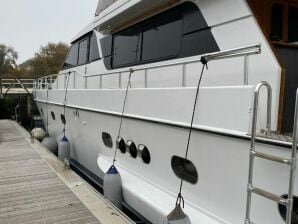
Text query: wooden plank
0 120 134 224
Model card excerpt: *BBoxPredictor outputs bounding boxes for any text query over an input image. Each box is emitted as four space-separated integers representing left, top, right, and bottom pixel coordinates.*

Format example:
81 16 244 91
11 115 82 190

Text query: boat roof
71 21 94 43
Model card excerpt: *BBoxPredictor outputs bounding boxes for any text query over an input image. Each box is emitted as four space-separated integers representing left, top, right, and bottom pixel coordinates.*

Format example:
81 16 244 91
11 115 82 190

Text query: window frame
77 37 90 66
105 2 218 70
269 1 298 43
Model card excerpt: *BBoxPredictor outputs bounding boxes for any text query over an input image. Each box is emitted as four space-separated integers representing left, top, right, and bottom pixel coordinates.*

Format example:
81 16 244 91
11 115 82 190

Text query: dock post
27 95 31 118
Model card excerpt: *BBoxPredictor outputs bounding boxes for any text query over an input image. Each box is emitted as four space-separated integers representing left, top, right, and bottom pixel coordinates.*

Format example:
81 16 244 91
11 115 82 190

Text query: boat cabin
249 0 298 133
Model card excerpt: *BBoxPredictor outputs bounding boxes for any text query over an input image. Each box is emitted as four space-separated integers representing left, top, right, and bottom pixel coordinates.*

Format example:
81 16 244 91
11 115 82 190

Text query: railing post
145 69 148 88
85 76 87 89
73 73 76 89
119 72 122 88
100 75 102 89
182 64 186 87
244 55 249 85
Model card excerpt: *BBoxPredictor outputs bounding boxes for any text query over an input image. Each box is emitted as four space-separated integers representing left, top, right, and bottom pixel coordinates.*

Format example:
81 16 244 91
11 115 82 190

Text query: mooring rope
62 72 71 137
112 69 134 165
176 58 208 207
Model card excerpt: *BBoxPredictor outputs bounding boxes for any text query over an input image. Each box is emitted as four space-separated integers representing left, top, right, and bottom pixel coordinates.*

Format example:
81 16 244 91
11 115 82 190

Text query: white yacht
34 0 298 223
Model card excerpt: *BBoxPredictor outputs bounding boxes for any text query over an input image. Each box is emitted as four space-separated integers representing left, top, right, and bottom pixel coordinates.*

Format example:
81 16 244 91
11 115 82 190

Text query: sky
0 0 98 63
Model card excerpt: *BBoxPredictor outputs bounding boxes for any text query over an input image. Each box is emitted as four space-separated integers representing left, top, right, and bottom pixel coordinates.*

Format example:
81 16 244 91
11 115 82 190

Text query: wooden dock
0 120 134 224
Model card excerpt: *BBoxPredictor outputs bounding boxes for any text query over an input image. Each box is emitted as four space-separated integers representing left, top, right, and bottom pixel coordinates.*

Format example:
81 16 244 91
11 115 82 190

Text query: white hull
36 100 296 223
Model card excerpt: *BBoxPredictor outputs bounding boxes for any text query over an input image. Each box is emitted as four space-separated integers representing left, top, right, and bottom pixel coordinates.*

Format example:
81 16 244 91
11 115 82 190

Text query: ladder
245 81 298 224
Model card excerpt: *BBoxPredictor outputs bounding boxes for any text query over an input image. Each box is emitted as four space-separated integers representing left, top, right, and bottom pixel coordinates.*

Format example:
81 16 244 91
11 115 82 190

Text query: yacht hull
35 100 296 224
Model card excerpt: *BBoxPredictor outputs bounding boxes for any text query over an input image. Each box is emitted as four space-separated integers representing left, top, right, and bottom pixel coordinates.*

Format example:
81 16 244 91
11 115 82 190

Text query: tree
0 44 18 77
26 42 69 77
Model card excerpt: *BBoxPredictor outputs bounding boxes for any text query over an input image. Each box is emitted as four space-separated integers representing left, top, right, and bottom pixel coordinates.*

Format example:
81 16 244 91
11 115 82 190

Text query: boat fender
41 136 58 153
58 136 70 162
31 128 46 141
164 205 191 224
103 165 122 209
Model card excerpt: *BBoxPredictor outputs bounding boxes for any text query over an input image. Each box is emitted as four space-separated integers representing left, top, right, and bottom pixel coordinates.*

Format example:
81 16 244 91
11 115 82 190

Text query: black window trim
105 2 219 70
77 37 90 66
62 31 102 70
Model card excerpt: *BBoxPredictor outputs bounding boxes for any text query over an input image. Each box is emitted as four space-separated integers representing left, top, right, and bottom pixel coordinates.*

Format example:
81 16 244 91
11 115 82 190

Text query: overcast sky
0 0 98 63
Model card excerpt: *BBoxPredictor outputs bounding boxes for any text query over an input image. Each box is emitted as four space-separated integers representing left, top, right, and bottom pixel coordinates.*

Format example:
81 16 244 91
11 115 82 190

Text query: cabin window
102 2 219 69
78 38 89 65
102 132 113 148
171 155 198 184
270 3 283 41
113 27 142 67
288 6 298 43
90 33 100 61
51 111 55 120
60 114 66 125
65 43 79 67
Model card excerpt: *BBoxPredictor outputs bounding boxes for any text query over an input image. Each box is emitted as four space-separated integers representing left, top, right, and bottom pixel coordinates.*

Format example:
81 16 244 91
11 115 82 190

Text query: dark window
270 3 283 41
102 2 219 69
102 132 113 148
116 137 126 153
51 111 55 120
112 27 142 68
142 13 182 62
78 38 89 65
127 140 137 158
139 145 151 164
171 156 198 184
90 33 100 61
61 114 66 125
65 43 79 67
288 7 298 43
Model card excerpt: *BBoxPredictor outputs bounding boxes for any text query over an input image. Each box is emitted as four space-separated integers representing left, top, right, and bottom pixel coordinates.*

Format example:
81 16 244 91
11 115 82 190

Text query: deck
0 120 134 224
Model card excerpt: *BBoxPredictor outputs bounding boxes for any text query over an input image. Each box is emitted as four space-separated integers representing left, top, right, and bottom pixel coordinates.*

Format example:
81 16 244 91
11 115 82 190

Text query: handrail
35 43 261 89
250 81 272 148
287 88 298 223
67 43 261 78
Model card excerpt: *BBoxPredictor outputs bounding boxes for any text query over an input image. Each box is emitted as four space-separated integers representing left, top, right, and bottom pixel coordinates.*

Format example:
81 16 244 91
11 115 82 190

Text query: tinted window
142 14 182 61
90 33 100 61
102 132 113 148
270 3 283 41
113 27 142 68
61 114 66 125
171 156 198 184
51 111 55 120
102 2 219 69
288 7 298 43
78 38 89 65
65 43 79 66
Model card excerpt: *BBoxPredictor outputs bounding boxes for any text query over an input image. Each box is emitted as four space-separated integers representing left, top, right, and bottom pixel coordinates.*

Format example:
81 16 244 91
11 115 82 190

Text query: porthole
138 144 151 164
40 108 43 115
102 132 113 148
61 114 66 124
278 194 298 223
51 111 55 120
171 156 198 184
127 140 137 158
116 137 126 153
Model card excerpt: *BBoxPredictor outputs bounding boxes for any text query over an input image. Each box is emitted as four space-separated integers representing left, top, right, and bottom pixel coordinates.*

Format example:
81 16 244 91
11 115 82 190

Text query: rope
63 72 71 137
112 69 134 165
176 59 208 207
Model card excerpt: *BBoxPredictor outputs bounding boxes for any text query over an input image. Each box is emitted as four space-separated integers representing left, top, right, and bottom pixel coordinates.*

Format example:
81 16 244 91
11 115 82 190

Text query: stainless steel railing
34 43 261 90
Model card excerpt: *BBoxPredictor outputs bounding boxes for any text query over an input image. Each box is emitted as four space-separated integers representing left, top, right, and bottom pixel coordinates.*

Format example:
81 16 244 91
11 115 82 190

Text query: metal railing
0 79 35 99
244 83 298 224
35 44 261 90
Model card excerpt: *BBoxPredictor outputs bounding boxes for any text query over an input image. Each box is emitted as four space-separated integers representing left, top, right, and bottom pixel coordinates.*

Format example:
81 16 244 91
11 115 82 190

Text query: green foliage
0 44 18 77
24 42 69 78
